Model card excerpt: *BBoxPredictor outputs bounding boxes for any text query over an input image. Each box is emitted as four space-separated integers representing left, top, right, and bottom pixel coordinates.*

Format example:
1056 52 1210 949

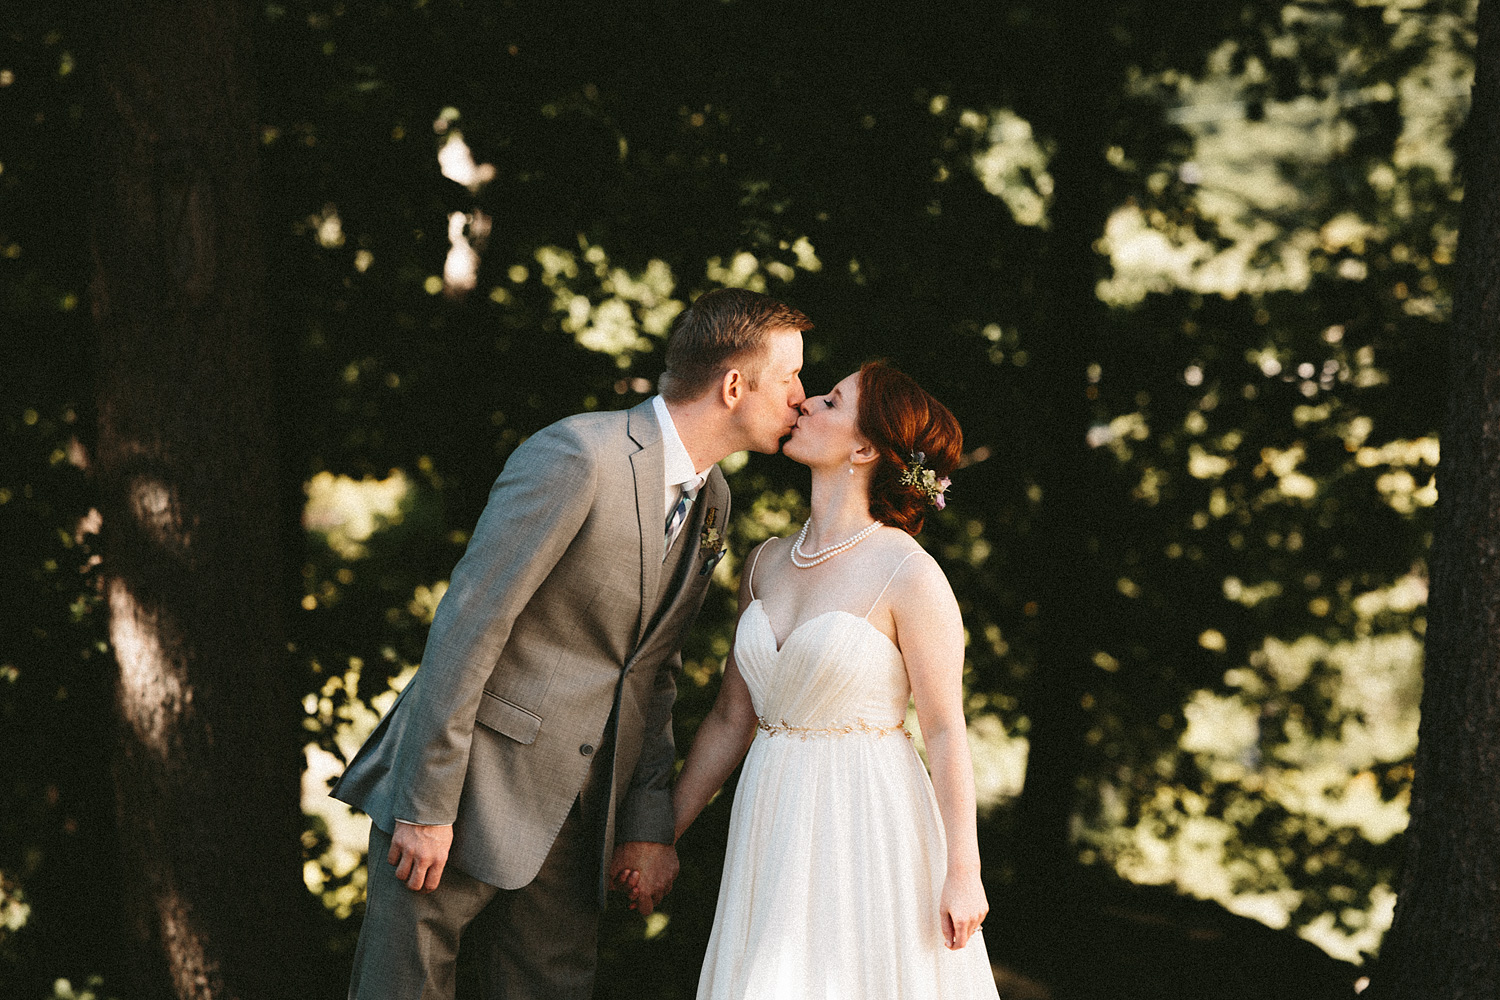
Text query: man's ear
719 368 745 408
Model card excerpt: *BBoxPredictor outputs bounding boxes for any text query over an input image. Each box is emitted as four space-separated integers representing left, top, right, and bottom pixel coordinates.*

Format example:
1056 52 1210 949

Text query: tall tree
1372 0 1500 994
89 1 307 996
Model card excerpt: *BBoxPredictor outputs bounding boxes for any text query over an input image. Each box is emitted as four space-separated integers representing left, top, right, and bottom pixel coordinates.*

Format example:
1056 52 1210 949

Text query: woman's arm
669 542 767 842
892 552 990 950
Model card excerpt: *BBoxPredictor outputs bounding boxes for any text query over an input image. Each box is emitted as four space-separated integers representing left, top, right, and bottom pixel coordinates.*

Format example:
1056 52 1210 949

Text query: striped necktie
664 484 700 561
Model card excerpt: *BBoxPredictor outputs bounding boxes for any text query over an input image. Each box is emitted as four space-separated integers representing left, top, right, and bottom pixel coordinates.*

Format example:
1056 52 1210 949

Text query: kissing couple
332 288 1001 999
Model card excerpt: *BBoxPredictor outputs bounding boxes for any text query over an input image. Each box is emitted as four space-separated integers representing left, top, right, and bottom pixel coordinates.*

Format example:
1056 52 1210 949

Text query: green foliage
0 0 1477 992
0 10 114 995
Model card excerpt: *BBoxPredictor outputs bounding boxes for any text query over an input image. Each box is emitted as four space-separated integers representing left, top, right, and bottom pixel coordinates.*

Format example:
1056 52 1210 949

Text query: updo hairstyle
856 361 963 536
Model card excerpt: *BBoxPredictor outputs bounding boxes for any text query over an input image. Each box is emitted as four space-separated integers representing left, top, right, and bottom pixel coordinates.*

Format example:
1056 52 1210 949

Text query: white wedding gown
696 557 1001 999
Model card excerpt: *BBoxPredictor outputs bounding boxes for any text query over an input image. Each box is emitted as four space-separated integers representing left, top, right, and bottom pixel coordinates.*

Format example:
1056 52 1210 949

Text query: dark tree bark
1371 2 1500 996
89 2 307 997
1005 6 1123 890
975 14 1138 991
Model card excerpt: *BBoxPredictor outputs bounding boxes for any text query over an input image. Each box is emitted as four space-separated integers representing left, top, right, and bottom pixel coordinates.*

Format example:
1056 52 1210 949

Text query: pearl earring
848 464 855 476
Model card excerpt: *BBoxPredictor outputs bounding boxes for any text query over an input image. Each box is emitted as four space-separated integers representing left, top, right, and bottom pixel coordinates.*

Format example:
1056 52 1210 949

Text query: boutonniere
699 507 728 576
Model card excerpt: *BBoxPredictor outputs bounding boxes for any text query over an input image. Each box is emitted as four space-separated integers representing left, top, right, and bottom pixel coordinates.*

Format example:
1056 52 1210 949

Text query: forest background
0 0 1477 997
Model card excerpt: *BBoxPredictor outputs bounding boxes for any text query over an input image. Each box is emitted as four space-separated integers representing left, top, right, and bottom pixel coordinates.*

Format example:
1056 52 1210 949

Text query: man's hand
389 822 453 893
608 841 679 915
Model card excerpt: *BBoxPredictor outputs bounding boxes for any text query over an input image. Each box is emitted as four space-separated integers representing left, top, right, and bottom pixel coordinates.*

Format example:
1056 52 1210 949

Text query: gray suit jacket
332 399 728 890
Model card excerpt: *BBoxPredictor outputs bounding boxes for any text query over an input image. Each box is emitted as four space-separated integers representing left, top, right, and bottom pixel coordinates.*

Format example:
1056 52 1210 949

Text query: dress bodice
700 547 1001 1000
734 599 911 729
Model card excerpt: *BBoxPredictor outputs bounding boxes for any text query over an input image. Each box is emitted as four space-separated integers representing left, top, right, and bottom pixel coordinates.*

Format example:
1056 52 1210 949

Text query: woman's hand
608 841 679 915
939 867 989 950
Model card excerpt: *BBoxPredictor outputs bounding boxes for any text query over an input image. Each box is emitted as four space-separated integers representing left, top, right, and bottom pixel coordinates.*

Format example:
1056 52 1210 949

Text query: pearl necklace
790 518 882 568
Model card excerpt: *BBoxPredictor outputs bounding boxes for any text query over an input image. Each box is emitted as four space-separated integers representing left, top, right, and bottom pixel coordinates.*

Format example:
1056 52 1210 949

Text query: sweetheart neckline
745 598 902 658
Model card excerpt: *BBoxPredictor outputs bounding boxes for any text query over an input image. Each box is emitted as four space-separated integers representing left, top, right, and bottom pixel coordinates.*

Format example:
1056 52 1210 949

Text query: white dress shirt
652 394 710 516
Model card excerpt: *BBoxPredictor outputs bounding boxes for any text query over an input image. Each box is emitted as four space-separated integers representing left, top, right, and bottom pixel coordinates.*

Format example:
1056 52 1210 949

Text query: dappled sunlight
1088 570 1424 962
706 251 768 291
1188 444 1234 480
301 657 416 917
407 581 448 626
302 469 410 560
1095 202 1307 305
297 470 441 915
435 123 496 193
1222 576 1283 608
1390 12 1472 184
524 233 822 366
1180 690 1259 765
0 872 30 937
128 474 188 556
968 109 1053 228
788 237 822 273
1299 884 1397 968
1107 797 1303 929
48 978 111 1000
433 108 495 297
8 0 1482 992
965 714 1028 814
1357 437 1440 513
154 886 220 998
307 203 345 249
108 577 186 758
533 241 684 365
302 742 370 917
1098 7 1472 306
731 487 804 548
1351 571 1426 621
707 239 823 291
442 210 488 297
1098 783 1397 963
929 98 1053 228
1087 411 1150 460
718 450 750 475
1256 445 1319 501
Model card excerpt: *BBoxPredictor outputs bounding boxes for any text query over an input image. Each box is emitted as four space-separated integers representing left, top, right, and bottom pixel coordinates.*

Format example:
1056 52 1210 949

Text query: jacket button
580 744 594 756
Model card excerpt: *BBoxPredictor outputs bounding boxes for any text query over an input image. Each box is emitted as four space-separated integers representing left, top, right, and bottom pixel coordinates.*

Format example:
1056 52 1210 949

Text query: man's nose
790 379 807 408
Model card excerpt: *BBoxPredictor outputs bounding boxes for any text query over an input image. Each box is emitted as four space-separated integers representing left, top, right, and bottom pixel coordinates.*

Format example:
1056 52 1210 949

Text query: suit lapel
627 401 665 647
637 465 729 656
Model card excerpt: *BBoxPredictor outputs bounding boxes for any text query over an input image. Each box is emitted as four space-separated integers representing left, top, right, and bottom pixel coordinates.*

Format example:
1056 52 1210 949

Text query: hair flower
899 451 951 509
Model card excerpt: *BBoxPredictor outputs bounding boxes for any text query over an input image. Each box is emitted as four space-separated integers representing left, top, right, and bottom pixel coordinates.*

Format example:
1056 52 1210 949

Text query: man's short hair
657 288 812 403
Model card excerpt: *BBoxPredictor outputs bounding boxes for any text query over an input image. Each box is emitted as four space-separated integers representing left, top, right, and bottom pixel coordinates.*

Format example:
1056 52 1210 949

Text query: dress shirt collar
651 394 708 495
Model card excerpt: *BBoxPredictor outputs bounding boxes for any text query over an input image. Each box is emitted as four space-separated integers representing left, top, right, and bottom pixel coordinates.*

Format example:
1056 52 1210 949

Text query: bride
629 361 1000 998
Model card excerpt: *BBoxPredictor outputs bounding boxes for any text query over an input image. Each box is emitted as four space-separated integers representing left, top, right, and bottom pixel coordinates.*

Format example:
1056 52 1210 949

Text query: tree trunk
1371 1 1500 995
89 2 307 997
1007 10 1121 889
978 16 1133 991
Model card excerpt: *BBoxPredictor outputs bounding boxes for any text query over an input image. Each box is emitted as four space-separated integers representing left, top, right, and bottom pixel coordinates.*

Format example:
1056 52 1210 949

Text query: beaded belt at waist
755 716 912 741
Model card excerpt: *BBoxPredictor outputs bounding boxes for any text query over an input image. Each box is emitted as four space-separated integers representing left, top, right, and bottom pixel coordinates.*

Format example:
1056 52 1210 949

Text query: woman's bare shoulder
884 538 951 601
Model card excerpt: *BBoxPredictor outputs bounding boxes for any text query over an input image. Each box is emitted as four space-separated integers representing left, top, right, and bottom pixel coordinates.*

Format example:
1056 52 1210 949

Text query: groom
332 287 811 999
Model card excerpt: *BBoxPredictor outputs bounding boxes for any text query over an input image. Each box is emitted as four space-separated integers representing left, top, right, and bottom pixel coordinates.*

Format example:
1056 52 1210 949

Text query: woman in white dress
645 360 1000 998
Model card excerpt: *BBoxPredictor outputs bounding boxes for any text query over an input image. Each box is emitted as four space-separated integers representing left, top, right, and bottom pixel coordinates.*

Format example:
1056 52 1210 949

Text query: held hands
608 841 680 915
939 867 989 950
389 821 454 893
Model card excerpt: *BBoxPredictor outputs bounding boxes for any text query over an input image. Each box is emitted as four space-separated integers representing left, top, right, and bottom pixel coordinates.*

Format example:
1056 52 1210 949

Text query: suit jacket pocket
475 690 543 745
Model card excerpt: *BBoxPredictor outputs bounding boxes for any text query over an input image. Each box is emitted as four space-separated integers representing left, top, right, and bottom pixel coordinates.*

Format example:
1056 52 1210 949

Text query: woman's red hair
856 361 963 536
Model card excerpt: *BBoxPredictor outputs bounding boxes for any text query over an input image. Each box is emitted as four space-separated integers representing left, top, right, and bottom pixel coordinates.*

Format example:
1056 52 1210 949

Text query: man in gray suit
333 288 811 999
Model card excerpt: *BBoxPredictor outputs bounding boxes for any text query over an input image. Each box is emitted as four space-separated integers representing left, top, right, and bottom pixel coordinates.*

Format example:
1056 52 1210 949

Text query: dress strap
746 540 769 601
864 550 920 619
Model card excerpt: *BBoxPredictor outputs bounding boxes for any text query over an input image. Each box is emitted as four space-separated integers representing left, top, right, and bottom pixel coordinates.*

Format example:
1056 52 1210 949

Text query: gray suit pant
348 798 602 1000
